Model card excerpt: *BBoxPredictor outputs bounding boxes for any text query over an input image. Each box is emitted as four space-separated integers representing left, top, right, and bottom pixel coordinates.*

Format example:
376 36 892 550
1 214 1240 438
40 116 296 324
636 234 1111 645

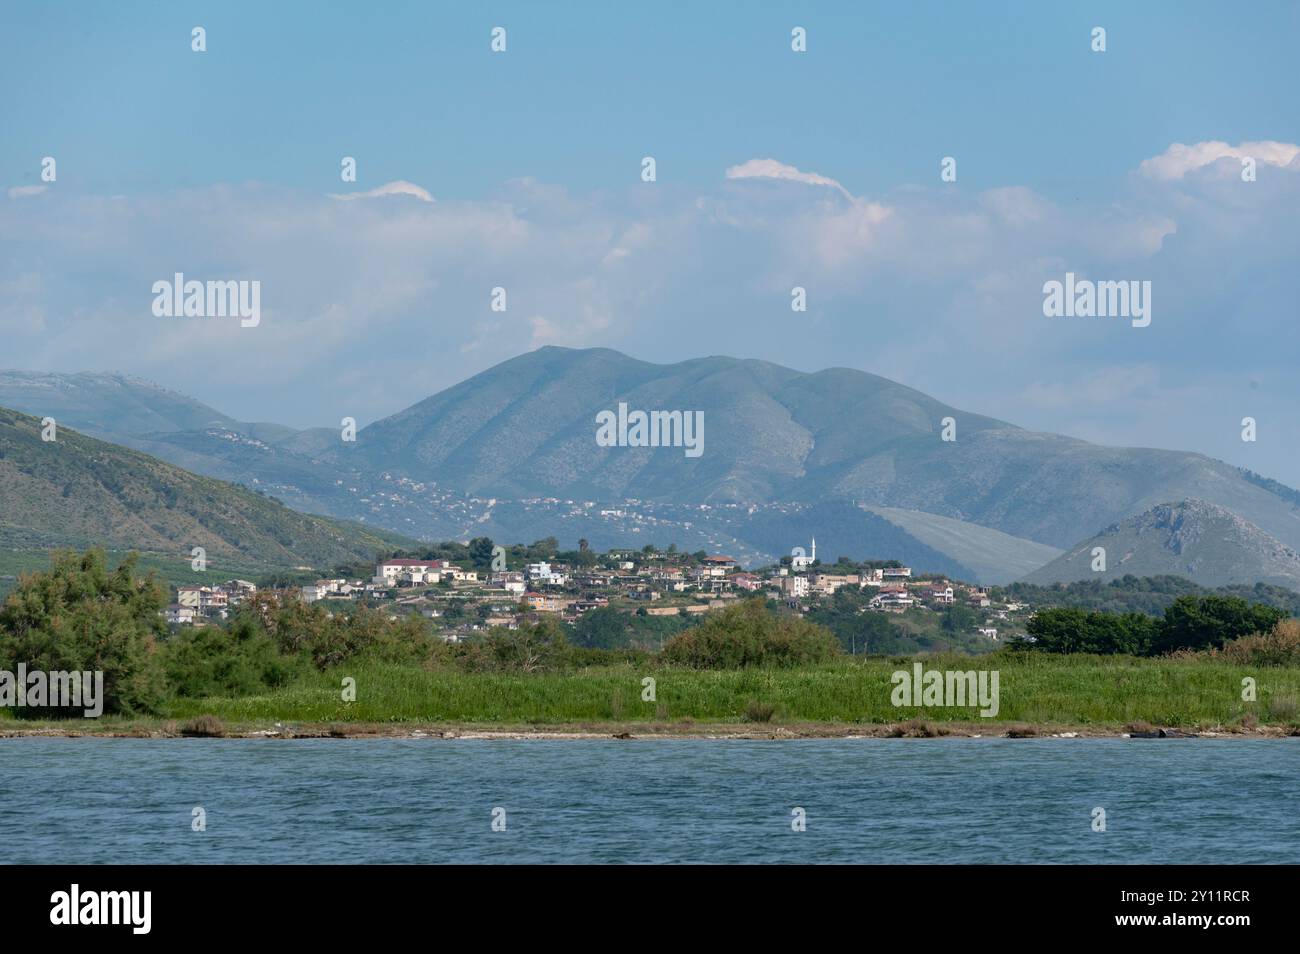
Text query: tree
940 604 980 634
525 538 559 561
161 615 297 697
662 599 840 669
806 589 902 654
467 617 571 672
572 606 627 649
0 550 167 715
467 536 496 571
1153 596 1287 654
1020 607 1156 655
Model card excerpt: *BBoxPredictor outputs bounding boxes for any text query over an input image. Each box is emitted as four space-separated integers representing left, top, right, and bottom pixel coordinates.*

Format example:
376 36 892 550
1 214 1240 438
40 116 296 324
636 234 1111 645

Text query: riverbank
2 718 1298 739
3 655 1298 738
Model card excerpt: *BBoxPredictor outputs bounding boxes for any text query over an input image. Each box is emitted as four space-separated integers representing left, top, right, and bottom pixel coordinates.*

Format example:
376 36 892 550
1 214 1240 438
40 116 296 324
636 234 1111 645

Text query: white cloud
725 158 854 199
7 185 49 198
978 186 1051 227
328 180 434 202
2 141 1298 485
1139 140 1300 180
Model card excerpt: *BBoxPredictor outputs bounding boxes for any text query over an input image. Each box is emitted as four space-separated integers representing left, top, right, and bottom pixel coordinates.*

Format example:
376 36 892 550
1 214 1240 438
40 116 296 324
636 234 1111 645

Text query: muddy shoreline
3 720 1297 740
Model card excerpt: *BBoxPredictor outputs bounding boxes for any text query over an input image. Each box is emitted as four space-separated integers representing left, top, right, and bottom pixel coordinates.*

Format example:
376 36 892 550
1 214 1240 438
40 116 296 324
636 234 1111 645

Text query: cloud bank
3 141 1299 485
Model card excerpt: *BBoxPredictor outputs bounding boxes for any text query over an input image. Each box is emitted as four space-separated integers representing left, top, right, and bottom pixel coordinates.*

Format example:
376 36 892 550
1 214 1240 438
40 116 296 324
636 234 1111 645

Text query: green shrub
661 599 840 669
453 617 573 673
1016 598 1290 657
0 550 167 716
238 594 441 670
161 616 301 697
1153 596 1288 654
1019 607 1155 655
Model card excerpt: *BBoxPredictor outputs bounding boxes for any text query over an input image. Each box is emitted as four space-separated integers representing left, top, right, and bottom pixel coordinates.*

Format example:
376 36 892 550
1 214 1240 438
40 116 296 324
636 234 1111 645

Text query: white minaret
810 537 816 563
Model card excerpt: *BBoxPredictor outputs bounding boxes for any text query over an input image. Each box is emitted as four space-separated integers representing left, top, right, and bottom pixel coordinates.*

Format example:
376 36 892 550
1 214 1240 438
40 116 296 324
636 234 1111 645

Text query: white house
301 583 329 603
374 559 447 585
526 562 567 586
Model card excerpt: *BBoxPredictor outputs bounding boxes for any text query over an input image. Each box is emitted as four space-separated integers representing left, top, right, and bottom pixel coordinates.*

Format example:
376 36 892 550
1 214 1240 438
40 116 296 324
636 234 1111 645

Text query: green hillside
0 407 415 572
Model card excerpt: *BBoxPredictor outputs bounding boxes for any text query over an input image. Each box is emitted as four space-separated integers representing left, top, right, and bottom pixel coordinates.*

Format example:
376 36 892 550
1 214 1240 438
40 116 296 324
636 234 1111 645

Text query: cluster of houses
165 579 258 624
773 564 998 622
160 542 1020 641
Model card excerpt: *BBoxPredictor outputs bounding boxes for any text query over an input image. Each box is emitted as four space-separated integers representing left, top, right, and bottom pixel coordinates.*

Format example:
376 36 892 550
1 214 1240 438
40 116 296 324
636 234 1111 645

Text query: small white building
301 583 328 603
791 538 816 572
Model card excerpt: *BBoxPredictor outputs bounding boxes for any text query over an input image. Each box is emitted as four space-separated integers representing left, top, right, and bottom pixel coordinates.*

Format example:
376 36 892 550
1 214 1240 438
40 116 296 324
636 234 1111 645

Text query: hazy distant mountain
0 370 237 436
5 349 1299 584
331 347 1300 551
1022 500 1300 589
0 370 356 511
0 407 414 570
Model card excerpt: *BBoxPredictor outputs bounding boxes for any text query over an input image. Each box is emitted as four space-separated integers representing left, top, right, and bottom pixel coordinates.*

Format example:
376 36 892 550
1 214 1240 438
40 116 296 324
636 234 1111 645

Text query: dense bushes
1021 608 1156 655
1215 619 1300 667
1152 596 1287 654
237 593 441 670
452 617 572 673
570 605 692 649
661 599 840 669
0 550 168 715
1017 596 1289 656
161 616 301 697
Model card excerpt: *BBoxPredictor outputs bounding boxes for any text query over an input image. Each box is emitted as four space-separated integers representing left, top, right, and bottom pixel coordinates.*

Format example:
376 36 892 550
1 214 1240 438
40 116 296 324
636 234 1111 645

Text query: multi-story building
873 585 913 611
176 585 230 619
781 575 810 598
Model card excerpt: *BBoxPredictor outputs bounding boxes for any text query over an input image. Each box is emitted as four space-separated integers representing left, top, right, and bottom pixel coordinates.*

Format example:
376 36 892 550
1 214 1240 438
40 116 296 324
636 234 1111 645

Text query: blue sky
5 2 1297 196
2 1 1299 485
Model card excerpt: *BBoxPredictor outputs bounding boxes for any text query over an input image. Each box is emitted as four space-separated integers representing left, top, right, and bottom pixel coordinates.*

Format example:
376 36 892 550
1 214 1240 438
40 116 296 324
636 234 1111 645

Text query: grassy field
5 653 1294 734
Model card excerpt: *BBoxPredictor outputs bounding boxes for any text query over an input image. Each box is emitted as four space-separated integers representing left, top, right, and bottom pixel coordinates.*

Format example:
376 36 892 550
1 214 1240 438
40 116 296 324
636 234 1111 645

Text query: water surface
1 738 1295 863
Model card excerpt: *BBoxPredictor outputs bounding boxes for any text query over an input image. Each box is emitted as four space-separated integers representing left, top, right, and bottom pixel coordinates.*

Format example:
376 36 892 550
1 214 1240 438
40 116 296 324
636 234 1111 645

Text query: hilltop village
163 538 1025 651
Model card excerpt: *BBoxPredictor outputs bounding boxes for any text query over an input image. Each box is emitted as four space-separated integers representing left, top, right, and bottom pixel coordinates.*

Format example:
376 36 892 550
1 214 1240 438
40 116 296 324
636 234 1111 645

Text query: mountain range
0 406 415 572
2 348 1298 585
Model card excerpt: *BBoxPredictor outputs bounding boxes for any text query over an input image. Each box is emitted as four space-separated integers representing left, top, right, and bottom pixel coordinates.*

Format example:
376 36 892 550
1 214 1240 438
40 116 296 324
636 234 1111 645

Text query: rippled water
1 738 1295 863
